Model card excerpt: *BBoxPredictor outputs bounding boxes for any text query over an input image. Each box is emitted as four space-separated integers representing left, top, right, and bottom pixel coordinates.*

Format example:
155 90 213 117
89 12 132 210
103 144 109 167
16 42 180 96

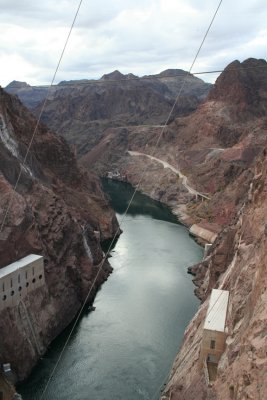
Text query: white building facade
199 289 229 367
0 254 45 312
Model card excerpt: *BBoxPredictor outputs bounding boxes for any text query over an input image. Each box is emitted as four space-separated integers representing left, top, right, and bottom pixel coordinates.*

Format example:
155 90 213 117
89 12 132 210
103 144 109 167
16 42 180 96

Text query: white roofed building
199 289 229 382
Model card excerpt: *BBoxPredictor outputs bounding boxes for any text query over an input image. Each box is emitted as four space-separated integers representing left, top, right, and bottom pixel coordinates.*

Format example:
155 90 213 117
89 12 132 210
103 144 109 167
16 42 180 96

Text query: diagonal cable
6 64 267 90
0 0 84 233
38 0 224 399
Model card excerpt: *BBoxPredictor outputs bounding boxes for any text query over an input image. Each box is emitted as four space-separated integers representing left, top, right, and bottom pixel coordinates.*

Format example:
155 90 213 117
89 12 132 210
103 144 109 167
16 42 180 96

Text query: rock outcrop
0 87 119 380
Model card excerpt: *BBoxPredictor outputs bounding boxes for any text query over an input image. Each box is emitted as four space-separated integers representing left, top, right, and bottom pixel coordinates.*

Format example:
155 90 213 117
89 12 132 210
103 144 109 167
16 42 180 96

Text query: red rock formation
79 59 267 399
208 58 267 117
161 149 267 400
0 88 119 380
82 59 267 231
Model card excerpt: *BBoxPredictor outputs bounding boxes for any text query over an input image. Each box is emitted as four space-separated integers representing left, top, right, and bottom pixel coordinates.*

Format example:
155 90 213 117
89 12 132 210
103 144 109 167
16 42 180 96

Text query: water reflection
102 179 178 223
18 180 202 400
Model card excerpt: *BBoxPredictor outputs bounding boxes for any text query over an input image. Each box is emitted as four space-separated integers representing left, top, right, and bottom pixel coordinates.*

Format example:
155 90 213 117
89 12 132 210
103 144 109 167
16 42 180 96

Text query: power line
1 0 226 398
37 0 224 398
5 64 267 90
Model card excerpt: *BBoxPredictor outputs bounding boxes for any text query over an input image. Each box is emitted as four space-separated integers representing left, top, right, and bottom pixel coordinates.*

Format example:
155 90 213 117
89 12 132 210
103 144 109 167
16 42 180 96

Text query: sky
0 0 266 86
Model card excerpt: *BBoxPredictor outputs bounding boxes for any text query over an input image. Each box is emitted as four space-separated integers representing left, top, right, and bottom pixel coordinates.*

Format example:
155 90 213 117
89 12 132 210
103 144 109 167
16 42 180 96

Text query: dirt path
128 150 210 200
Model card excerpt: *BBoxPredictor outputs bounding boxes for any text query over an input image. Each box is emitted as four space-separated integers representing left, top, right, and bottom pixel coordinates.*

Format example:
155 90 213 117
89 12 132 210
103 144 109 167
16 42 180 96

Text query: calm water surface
18 180 202 400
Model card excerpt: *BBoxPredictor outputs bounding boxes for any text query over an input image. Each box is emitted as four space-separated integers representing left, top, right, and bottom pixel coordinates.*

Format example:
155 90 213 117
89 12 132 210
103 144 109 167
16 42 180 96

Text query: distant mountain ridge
5 69 211 155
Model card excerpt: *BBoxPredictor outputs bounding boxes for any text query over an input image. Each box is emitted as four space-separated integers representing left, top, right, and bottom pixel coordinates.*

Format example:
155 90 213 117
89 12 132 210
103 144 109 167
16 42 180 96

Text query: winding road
127 150 210 200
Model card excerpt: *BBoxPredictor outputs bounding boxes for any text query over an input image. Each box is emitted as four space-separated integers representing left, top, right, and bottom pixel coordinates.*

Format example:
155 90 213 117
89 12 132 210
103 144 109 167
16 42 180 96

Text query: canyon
1 57 267 399
80 58 267 399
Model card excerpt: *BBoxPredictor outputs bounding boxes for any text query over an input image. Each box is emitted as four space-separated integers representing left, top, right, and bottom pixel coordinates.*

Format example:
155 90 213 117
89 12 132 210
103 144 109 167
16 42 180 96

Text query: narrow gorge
1 57 267 400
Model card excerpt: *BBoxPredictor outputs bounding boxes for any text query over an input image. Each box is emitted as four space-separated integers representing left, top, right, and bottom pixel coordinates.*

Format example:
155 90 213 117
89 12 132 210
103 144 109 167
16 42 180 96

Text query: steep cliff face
161 150 267 400
0 88 118 380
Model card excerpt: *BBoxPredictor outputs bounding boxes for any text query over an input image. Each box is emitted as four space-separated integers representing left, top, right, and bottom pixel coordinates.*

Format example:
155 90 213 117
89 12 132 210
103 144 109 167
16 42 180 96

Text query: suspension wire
40 1 224 399
0 0 224 397
39 0 224 398
6 64 267 90
0 0 84 234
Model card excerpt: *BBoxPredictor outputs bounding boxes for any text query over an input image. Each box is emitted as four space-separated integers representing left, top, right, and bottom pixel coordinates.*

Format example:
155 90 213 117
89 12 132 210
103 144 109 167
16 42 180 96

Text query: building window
10 278 13 288
18 274 21 283
2 295 6 301
39 274 43 280
26 282 29 287
32 278 36 284
32 267 35 276
210 340 216 349
11 290 14 296
2 282 5 292
25 271 28 279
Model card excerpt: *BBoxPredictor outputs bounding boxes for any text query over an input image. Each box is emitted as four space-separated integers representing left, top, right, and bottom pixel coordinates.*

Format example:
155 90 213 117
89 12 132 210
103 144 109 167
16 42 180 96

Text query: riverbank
18 179 203 400
105 177 219 247
171 204 219 244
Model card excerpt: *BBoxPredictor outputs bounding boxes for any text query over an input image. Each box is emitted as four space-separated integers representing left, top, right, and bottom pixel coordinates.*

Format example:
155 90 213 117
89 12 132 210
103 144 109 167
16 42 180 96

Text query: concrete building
199 289 229 382
0 254 45 312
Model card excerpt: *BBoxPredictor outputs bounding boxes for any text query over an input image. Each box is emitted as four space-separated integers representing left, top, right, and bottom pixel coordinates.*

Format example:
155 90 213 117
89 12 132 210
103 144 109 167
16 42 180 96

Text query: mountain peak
208 58 267 111
101 70 126 80
6 80 30 89
157 69 188 77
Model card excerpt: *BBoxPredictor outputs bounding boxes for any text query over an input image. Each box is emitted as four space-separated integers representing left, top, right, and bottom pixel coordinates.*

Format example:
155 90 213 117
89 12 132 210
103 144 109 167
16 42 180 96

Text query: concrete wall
0 257 45 312
199 329 227 366
189 224 217 243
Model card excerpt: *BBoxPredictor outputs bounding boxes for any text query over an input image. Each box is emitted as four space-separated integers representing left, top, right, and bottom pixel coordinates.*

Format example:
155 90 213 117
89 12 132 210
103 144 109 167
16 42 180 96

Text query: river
18 179 202 400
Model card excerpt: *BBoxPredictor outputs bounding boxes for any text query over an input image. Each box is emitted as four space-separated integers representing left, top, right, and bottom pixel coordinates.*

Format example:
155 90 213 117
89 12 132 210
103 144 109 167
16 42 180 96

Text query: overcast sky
0 0 266 86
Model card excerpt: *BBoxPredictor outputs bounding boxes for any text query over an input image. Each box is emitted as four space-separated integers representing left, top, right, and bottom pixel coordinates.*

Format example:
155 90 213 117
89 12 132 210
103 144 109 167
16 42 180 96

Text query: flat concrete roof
204 289 229 332
0 254 43 279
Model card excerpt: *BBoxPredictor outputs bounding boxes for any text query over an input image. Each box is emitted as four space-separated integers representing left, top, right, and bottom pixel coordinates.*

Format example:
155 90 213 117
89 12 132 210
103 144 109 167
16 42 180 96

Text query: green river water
18 179 202 400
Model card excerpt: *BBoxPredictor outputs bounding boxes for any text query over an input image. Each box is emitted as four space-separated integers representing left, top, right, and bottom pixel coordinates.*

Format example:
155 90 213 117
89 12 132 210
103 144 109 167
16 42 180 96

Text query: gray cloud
0 0 267 86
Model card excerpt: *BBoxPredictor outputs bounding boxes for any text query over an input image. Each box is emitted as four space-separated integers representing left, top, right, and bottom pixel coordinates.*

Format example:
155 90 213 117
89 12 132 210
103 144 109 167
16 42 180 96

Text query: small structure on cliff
199 289 229 382
189 224 217 243
0 254 45 312
203 243 212 259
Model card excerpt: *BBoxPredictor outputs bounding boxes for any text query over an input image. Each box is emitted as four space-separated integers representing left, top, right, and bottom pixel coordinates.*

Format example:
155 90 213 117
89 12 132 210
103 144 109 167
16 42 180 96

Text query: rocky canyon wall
0 88 119 380
161 149 267 400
